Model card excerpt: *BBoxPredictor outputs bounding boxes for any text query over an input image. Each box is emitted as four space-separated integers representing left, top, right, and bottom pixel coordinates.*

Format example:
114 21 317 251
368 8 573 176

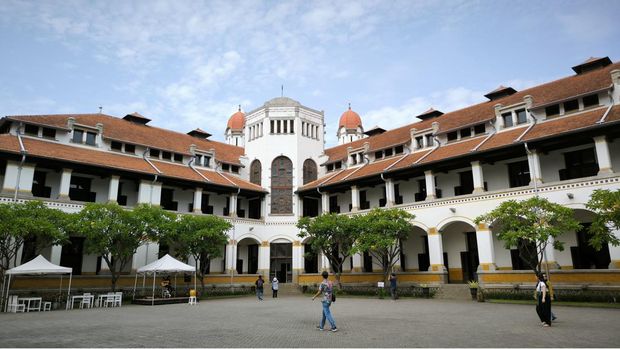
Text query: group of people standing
254 275 279 301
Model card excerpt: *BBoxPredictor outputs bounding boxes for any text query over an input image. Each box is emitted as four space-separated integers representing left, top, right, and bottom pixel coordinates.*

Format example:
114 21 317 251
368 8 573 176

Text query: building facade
1 57 620 289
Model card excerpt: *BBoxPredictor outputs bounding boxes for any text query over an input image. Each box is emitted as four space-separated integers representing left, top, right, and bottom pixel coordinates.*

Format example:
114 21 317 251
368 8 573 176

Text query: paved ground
1 295 619 347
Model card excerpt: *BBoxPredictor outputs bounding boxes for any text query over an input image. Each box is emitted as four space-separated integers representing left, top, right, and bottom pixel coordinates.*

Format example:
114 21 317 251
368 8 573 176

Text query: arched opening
440 221 478 283
250 160 262 185
236 237 260 274
270 239 292 283
302 159 317 184
491 220 538 271
561 209 611 269
401 226 429 271
271 156 293 214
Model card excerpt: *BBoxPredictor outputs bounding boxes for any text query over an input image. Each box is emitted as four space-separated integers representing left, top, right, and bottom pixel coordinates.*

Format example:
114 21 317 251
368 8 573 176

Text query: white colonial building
1 56 620 289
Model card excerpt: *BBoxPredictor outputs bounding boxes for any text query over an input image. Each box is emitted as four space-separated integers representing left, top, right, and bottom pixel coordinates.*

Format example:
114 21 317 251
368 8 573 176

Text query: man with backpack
312 271 338 332
255 275 265 301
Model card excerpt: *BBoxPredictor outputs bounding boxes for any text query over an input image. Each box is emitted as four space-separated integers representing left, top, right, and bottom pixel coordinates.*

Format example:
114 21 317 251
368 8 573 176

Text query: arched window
302 159 317 185
250 160 262 185
271 156 293 214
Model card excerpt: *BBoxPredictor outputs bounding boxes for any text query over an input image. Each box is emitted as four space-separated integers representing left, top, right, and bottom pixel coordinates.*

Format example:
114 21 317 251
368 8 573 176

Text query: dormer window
150 149 160 158
72 128 97 146
415 136 423 149
194 153 212 168
447 131 458 142
111 141 122 151
516 109 527 125
125 144 136 154
583 94 599 108
460 127 471 139
564 99 579 113
473 124 486 135
502 112 513 128
394 145 404 154
24 124 39 136
174 154 183 162
162 151 172 161
545 105 560 118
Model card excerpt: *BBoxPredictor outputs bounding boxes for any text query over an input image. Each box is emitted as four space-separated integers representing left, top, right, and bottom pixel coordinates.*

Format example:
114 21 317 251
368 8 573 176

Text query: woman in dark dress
535 273 552 327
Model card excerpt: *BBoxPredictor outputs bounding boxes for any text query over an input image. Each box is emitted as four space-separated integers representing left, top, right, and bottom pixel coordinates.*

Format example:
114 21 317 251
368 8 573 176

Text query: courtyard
0 295 619 347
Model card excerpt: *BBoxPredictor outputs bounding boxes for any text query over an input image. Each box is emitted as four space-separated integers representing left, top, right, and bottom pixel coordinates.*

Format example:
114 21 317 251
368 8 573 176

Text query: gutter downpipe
524 141 549 282
142 148 161 267
14 125 27 202
597 88 614 124
188 157 211 182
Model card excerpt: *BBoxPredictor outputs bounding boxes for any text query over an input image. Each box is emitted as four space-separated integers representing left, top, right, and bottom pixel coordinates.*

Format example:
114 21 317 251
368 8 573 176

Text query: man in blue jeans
312 271 338 332
255 275 264 301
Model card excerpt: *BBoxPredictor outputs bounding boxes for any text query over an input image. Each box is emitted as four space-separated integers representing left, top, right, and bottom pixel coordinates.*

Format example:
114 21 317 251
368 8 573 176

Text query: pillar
258 241 270 279
352 253 363 272
427 228 446 273
608 229 620 269
260 197 266 219
385 179 395 207
1 160 35 197
471 161 485 194
193 188 203 213
107 175 120 203
138 180 162 205
56 168 72 200
229 193 238 217
527 149 543 185
50 245 63 265
475 223 496 271
226 240 237 274
319 251 331 272
321 192 329 214
292 241 303 283
542 237 559 270
594 136 614 174
424 170 436 200
351 185 360 212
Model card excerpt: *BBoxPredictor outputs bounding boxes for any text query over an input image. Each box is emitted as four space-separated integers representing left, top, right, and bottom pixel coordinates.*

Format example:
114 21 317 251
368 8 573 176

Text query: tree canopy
586 189 620 250
475 196 580 276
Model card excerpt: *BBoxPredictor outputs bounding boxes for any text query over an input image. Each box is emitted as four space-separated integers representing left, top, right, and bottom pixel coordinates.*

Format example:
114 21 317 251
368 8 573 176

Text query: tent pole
152 272 156 306
133 273 138 300
1 276 6 313
5 275 12 313
174 274 177 297
66 273 72 310
194 271 197 299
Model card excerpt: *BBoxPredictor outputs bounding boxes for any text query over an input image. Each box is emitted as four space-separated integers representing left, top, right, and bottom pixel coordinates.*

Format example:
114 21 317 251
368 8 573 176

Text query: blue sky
1 0 619 146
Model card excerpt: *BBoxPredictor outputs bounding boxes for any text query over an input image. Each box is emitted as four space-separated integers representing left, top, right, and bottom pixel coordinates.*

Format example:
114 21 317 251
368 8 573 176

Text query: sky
1 0 619 147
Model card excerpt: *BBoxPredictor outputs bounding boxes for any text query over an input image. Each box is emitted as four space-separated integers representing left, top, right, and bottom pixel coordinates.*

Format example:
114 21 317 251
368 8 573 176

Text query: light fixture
449 207 456 213
249 227 254 231
567 193 574 199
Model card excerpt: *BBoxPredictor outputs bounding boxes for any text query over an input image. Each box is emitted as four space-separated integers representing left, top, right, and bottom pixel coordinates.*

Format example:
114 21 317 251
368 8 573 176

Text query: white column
107 175 120 203
427 228 445 272
50 245 62 265
1 161 35 197
58 168 73 200
392 250 401 272
385 179 395 207
258 241 270 278
226 240 236 274
471 161 485 194
543 237 559 269
151 183 162 205
137 180 151 204
424 170 436 200
319 251 331 271
292 241 303 283
260 197 266 219
475 223 496 271
230 193 238 217
527 149 543 185
594 136 614 174
193 188 203 213
608 229 620 269
321 192 329 214
351 186 360 212
352 253 363 272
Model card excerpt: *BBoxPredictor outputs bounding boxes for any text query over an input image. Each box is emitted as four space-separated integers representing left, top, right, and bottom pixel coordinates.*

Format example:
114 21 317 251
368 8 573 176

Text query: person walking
255 275 265 301
312 271 338 332
389 272 398 300
272 277 279 298
543 274 557 321
535 273 552 327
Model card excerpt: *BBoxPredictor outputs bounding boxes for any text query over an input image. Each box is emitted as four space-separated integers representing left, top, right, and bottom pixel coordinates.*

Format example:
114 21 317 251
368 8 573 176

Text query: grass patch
487 299 620 309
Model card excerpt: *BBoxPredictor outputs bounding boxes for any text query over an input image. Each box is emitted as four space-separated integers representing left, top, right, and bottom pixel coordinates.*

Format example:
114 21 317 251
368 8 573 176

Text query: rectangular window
385 148 393 157
150 149 160 158
277 120 281 134
502 112 513 127
447 131 458 141
545 104 560 117
204 156 211 167
394 145 404 154
507 160 530 188
162 151 172 160
327 164 334 172
174 153 183 162
231 165 239 173
24 124 39 136
515 109 527 125
111 141 123 151
222 163 230 171
474 124 486 135
583 94 599 108
42 127 56 138
334 162 342 170
375 151 383 159
283 120 288 133
85 132 96 146
290 120 294 134
425 134 434 146
460 127 471 138
415 136 423 148
301 122 305 136
564 99 579 113
560 148 599 180
125 144 135 154
270 120 275 133
72 129 84 143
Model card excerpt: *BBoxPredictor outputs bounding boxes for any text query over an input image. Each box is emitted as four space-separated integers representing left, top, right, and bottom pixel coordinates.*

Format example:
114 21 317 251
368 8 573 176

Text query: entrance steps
435 284 473 300
274 283 303 296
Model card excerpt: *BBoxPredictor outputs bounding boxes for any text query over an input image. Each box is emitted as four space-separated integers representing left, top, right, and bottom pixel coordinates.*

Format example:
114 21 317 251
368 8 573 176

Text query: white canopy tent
133 254 196 305
2 255 72 312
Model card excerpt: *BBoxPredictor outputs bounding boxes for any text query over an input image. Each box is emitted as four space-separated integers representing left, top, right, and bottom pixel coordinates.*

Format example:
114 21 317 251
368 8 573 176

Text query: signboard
377 282 385 288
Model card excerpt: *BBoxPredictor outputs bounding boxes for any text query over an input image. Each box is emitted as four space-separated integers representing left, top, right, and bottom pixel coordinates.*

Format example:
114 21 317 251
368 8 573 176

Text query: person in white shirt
535 273 552 327
272 277 279 298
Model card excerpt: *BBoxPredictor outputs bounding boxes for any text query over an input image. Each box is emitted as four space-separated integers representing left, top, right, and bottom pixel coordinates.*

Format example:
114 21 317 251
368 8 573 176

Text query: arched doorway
271 156 293 214
236 237 260 274
401 226 429 271
564 209 611 269
270 239 292 283
440 221 479 283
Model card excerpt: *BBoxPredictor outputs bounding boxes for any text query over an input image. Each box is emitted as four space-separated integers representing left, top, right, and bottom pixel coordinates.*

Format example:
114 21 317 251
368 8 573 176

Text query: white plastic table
68 295 94 309
96 294 115 307
18 297 42 312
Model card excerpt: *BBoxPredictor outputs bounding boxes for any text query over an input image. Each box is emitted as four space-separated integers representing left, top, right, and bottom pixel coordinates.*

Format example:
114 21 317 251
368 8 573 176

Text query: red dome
338 105 362 129
226 108 245 130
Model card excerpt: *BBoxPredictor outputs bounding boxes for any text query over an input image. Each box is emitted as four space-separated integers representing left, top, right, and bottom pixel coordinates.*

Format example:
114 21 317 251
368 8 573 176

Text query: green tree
73 202 172 290
586 189 620 250
0 201 69 284
297 213 361 288
163 214 231 292
354 208 415 283
475 197 580 276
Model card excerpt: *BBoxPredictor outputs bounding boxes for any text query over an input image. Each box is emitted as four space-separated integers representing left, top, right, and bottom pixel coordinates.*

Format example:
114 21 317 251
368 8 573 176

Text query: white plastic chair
188 296 197 305
42 302 52 311
7 296 25 313
104 292 115 307
114 292 122 307
80 293 92 309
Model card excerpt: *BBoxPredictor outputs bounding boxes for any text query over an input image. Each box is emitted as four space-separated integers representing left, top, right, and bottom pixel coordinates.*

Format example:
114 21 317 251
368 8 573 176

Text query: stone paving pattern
1 296 619 347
